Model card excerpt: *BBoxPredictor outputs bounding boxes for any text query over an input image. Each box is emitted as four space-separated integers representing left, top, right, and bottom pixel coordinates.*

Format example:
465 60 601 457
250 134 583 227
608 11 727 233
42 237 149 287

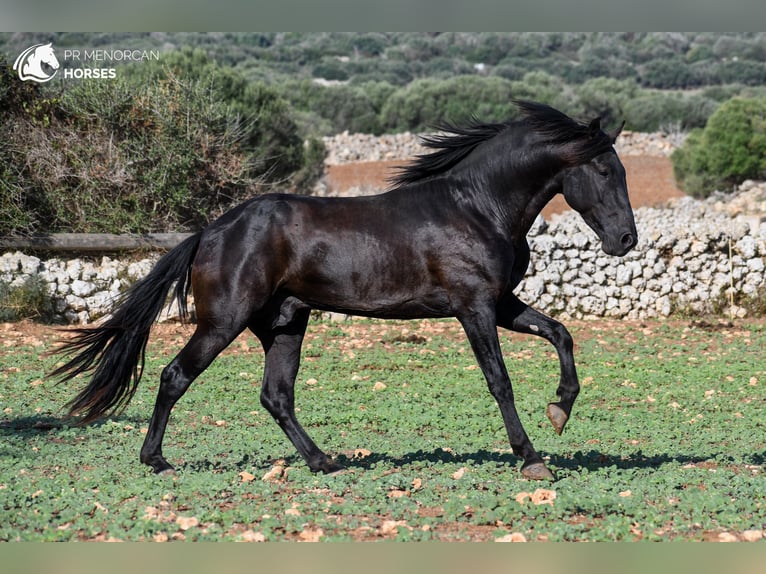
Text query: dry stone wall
2 188 764 324
520 195 765 320
0 254 159 324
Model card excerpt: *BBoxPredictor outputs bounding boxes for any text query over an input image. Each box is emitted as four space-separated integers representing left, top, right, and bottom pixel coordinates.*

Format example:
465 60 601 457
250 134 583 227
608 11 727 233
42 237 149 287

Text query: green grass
1 318 765 541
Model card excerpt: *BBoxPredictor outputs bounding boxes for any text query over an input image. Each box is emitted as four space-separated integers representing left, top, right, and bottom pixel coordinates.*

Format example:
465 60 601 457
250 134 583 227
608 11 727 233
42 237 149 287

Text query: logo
13 42 60 83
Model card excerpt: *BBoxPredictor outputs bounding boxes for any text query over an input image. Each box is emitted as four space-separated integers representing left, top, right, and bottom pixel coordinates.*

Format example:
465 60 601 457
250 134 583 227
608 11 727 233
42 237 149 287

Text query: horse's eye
598 168 609 178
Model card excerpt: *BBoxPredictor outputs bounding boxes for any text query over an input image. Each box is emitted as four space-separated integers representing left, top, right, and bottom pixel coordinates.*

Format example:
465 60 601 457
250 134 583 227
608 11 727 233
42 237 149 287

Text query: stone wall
519 195 764 320
0 253 159 324
1 189 764 324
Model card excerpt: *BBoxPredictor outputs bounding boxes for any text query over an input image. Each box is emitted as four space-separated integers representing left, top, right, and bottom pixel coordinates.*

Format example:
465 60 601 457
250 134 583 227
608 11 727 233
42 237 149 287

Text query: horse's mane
514 100 614 164
388 100 614 187
388 120 509 187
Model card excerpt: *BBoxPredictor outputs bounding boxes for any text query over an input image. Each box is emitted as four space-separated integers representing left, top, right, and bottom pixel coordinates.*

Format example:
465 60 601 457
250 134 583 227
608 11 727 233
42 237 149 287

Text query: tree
281 79 393 135
672 97 766 197
379 75 516 133
640 57 700 89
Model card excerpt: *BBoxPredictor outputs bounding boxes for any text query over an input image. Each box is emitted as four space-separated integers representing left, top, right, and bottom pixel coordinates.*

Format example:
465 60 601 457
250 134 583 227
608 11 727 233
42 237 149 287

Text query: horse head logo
13 43 60 83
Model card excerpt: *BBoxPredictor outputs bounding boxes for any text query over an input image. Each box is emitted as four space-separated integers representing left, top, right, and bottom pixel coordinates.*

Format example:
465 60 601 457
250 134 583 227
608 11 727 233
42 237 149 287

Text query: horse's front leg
497 294 579 436
458 305 554 481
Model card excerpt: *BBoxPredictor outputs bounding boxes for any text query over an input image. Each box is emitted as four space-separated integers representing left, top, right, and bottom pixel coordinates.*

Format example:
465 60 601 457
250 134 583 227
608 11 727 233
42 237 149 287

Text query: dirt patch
8 316 763 361
325 155 685 218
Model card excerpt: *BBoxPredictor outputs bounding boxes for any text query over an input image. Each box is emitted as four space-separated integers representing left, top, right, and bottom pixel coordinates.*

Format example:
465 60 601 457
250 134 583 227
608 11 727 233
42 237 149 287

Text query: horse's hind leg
497 294 579 436
140 320 245 474
252 301 343 474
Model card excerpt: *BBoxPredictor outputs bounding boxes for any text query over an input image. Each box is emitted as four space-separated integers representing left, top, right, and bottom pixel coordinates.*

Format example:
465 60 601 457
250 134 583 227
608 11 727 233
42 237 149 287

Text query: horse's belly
290 278 452 319
308 296 452 320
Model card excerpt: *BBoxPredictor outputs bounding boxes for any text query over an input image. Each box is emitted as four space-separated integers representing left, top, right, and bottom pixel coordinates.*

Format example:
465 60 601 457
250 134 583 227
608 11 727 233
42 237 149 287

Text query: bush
571 77 638 127
0 275 52 322
623 92 718 132
508 71 573 111
0 52 325 235
126 49 322 185
280 79 395 135
311 58 349 82
379 75 517 133
639 57 701 89
672 97 766 197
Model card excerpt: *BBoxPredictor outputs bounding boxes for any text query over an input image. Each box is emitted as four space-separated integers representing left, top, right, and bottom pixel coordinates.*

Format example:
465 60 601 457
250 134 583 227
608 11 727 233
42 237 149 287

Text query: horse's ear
587 117 601 137
608 121 625 144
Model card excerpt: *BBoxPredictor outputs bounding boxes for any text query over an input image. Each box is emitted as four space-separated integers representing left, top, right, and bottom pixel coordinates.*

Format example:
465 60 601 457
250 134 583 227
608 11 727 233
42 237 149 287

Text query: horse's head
561 120 637 257
36 43 60 70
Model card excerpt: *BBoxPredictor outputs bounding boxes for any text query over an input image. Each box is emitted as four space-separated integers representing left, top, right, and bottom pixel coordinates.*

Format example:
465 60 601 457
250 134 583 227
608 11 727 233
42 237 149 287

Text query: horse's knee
486 378 515 404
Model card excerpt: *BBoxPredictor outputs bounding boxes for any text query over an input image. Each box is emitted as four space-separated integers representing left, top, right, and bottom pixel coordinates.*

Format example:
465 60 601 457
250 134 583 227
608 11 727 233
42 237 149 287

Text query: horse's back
189 191 460 319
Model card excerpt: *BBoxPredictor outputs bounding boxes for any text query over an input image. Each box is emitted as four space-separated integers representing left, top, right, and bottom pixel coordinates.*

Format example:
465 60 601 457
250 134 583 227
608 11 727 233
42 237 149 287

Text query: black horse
52 101 636 481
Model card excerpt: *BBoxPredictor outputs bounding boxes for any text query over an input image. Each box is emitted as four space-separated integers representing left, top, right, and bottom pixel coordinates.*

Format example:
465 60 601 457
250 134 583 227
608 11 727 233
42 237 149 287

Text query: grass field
1 317 765 542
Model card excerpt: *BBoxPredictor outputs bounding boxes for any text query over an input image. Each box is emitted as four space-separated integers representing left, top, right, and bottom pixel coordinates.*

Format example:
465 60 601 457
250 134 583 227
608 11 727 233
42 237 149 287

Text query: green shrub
126 49 322 185
571 77 638 127
379 75 517 133
508 71 573 111
1 76 261 233
311 58 349 82
623 92 718 132
0 52 325 235
0 275 52 322
672 97 766 197
281 79 395 135
639 56 701 89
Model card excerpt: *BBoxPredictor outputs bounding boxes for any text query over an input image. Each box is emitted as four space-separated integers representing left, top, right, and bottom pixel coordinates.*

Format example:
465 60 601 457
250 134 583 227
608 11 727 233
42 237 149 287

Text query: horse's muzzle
603 230 637 257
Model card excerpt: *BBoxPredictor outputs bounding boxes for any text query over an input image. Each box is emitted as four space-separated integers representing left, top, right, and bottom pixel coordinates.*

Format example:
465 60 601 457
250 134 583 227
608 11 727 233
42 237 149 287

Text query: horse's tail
50 233 202 423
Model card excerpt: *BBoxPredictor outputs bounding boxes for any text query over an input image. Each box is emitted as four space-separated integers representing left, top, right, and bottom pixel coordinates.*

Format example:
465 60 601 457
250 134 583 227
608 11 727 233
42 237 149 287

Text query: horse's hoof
310 459 346 475
521 462 555 481
546 402 569 436
147 459 176 475
323 461 346 475
326 465 347 477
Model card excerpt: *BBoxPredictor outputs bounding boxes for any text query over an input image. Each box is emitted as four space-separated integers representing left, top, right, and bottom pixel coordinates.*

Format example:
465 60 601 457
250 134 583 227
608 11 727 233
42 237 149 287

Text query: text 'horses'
52 101 637 480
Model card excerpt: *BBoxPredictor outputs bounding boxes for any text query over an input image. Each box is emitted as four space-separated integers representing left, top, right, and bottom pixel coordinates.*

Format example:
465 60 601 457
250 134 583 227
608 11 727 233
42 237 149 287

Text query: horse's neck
518 176 561 236
491 165 564 245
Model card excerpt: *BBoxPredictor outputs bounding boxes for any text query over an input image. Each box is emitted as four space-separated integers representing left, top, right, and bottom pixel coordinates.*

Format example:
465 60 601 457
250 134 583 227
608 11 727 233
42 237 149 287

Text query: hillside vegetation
2 32 766 232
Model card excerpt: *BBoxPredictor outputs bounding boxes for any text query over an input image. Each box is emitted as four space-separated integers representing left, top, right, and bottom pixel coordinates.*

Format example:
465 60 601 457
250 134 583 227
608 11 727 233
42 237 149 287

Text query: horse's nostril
621 233 635 248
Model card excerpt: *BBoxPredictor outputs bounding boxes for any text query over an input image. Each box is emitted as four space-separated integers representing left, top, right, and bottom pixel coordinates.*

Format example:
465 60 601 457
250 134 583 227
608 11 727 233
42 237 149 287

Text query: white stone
70 279 94 297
